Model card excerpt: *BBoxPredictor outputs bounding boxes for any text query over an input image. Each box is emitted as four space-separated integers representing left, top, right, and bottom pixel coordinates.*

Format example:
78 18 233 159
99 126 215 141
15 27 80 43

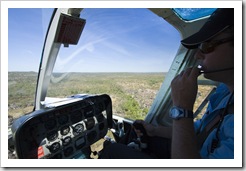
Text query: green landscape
8 72 165 122
8 71 213 125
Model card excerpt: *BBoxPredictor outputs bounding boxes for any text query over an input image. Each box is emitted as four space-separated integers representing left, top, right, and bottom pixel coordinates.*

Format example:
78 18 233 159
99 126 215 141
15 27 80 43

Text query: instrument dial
62 136 72 146
47 131 58 142
60 126 70 136
73 123 84 136
49 142 60 153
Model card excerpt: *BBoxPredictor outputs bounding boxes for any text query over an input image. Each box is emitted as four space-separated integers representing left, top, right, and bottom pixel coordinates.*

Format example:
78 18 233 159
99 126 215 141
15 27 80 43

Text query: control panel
12 94 112 159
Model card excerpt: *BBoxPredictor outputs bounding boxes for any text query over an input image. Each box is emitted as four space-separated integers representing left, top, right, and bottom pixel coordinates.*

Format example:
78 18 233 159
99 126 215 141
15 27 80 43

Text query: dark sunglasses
198 37 233 54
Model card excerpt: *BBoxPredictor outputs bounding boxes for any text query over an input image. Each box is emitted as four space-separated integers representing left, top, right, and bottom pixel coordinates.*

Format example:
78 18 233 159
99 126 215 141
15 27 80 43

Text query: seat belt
196 95 234 150
196 110 223 149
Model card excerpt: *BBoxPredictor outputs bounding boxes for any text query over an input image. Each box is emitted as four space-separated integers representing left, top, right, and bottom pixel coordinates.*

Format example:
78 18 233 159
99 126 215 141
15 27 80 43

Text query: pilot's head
181 8 234 49
181 8 234 86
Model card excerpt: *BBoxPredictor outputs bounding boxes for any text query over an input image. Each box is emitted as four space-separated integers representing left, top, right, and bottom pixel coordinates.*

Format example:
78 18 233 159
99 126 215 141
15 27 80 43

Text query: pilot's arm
170 67 201 159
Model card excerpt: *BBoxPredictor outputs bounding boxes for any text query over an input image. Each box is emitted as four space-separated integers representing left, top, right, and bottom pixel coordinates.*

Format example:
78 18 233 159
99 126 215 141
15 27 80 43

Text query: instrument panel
12 94 112 159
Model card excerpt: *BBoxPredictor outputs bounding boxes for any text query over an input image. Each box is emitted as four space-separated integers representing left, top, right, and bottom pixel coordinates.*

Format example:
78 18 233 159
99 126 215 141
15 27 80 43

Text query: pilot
100 8 234 159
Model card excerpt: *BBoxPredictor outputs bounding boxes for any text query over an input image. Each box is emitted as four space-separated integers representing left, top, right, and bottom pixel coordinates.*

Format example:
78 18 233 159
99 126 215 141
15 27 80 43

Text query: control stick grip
133 122 148 149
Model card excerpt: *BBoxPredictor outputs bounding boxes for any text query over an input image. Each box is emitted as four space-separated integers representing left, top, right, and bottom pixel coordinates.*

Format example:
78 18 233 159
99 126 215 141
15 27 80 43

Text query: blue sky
8 8 54 72
8 8 181 72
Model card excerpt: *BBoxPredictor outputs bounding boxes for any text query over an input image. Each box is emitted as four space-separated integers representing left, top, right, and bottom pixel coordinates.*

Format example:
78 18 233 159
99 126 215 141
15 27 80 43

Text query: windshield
46 8 180 120
8 8 53 121
8 8 217 122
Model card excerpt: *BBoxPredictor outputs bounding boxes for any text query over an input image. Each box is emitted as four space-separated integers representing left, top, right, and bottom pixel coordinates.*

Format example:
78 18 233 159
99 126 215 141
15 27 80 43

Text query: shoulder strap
196 104 233 150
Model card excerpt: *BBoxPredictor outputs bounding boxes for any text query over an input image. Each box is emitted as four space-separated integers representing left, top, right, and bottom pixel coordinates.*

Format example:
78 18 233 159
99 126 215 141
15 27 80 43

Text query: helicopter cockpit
4 1 242 166
9 7 218 159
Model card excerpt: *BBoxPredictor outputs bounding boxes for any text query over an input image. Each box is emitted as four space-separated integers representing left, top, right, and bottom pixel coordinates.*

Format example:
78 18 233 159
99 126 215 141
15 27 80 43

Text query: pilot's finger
182 67 199 79
189 67 200 78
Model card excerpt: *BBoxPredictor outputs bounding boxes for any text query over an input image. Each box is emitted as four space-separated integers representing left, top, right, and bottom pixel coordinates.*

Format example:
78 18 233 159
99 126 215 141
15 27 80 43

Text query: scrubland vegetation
8 72 213 124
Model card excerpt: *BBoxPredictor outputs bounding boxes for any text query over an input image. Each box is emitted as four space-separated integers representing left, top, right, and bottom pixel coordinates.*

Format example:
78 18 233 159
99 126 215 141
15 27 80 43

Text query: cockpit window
8 8 53 120
47 8 180 120
173 8 217 21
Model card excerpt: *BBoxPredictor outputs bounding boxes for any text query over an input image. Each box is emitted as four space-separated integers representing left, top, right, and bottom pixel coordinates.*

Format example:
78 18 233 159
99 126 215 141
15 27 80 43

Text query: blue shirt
194 84 234 159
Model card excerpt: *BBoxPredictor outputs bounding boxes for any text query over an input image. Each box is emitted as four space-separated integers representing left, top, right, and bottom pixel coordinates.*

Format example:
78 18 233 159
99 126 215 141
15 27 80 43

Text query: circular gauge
73 123 84 136
62 136 72 146
60 126 70 136
58 115 69 125
49 142 60 153
47 131 58 142
45 119 57 130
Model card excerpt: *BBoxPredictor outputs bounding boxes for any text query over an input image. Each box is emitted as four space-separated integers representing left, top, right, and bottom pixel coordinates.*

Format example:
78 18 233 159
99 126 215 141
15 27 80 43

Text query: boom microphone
197 65 234 74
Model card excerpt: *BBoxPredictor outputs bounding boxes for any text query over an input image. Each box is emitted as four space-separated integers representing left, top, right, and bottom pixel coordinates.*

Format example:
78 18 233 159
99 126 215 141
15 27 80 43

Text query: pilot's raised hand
170 67 200 111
